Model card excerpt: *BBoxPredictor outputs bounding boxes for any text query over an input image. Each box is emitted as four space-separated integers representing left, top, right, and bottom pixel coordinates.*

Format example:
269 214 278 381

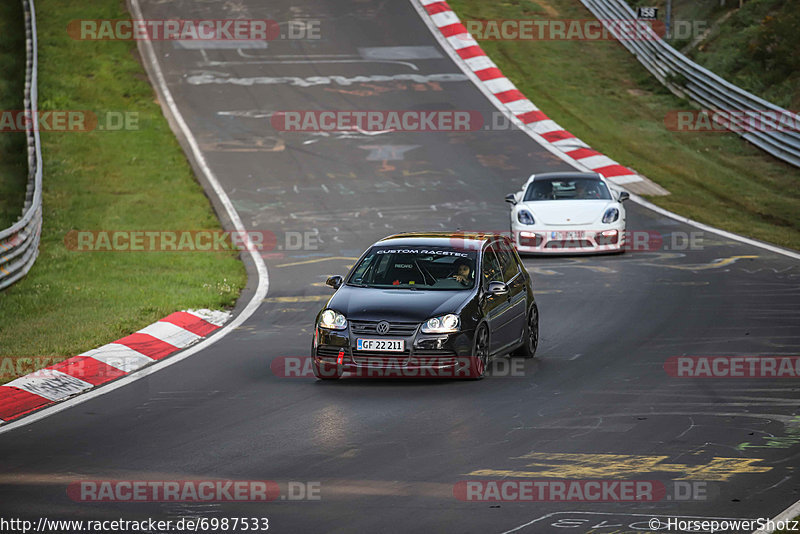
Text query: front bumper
511 227 626 255
314 325 475 378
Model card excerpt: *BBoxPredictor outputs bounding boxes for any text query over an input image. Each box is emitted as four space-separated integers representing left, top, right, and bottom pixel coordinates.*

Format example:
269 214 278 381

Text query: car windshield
347 246 478 290
524 177 612 201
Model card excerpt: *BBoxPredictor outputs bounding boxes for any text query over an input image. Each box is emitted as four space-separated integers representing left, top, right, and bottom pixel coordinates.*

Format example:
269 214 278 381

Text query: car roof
374 232 501 249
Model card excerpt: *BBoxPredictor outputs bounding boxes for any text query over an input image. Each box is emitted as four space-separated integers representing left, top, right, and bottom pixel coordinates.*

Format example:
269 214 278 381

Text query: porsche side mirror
487 281 509 296
505 194 517 205
326 275 343 289
618 191 630 202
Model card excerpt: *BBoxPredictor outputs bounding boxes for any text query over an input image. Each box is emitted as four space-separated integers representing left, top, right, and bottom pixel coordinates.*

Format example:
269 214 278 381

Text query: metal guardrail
580 0 800 168
0 0 43 291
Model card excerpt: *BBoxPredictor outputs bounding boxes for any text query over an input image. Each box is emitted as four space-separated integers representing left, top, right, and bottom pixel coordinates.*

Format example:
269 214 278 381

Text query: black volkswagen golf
312 233 538 379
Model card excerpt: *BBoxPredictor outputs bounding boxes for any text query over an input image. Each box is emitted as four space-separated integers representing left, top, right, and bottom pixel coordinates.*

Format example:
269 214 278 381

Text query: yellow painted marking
275 256 358 268
570 264 616 273
527 268 559 276
264 295 329 303
533 289 562 294
468 452 771 482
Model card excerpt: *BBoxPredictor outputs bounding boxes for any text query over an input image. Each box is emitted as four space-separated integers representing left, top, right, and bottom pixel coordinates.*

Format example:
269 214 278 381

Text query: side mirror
504 194 517 205
618 191 630 202
487 281 509 296
326 275 343 290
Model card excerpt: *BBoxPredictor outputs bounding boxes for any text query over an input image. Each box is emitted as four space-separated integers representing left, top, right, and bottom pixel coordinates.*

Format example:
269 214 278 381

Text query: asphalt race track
1 1 799 532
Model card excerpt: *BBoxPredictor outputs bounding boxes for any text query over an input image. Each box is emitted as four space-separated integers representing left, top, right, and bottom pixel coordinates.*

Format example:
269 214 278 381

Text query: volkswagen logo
376 321 390 335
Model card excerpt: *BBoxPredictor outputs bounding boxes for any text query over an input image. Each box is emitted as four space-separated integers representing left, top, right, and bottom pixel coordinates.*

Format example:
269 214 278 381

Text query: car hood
521 200 614 226
327 285 474 323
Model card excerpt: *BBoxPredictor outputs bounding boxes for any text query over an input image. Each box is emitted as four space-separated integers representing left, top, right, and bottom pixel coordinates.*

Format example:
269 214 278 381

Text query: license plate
551 231 584 239
357 338 404 352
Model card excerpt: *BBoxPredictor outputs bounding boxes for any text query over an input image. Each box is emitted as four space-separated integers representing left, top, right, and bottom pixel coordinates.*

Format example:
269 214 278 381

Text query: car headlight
421 314 460 334
319 309 347 330
517 209 535 225
602 207 619 224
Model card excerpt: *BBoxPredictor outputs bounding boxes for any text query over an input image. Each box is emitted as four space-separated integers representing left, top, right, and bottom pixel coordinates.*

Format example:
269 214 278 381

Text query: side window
351 255 374 283
494 241 520 282
482 245 503 286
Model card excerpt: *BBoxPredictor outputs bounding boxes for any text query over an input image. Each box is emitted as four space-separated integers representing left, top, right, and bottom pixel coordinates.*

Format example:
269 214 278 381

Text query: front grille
349 320 419 336
519 233 543 247
316 345 345 361
595 234 619 246
545 239 593 249
352 350 410 366
409 351 459 367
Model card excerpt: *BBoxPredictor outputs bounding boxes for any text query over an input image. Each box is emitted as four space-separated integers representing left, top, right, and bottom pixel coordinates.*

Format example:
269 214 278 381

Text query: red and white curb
418 0 644 188
0 309 230 424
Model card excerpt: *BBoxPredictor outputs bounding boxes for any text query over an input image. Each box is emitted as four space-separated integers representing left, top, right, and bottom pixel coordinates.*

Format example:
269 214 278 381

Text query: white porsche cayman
506 172 629 254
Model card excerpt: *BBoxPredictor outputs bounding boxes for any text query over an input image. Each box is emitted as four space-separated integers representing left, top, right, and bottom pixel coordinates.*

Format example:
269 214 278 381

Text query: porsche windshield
524 177 612 201
347 247 478 290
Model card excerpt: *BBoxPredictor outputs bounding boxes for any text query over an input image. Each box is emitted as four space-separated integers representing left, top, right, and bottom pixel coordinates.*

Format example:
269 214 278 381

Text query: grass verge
773 514 800 534
628 0 799 108
449 0 800 250
0 0 246 383
0 0 28 228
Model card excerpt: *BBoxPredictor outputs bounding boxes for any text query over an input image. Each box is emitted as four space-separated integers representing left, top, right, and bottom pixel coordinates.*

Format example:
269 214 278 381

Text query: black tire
512 303 539 359
469 324 490 379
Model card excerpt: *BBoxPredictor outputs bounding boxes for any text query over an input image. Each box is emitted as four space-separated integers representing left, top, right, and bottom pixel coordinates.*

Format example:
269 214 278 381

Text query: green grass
450 0 800 250
691 0 800 109
628 0 800 108
0 0 246 382
0 0 28 228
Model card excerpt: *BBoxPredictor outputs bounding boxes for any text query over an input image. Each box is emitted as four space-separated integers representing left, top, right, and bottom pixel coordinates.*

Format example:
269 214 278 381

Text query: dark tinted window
524 177 611 201
347 246 477 290
494 242 520 282
482 245 503 286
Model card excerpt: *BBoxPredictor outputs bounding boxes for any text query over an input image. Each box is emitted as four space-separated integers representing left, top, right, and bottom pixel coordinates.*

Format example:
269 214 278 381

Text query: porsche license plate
357 339 404 352
551 231 584 239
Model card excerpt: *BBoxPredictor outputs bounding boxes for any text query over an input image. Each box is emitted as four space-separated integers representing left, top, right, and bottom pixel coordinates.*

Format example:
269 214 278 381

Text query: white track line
409 0 800 262
0 0 270 436
753 497 800 534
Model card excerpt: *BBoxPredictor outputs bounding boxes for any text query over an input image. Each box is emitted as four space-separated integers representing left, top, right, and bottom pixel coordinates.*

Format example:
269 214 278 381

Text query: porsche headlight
517 209 535 225
602 207 619 224
319 309 347 330
421 314 460 334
